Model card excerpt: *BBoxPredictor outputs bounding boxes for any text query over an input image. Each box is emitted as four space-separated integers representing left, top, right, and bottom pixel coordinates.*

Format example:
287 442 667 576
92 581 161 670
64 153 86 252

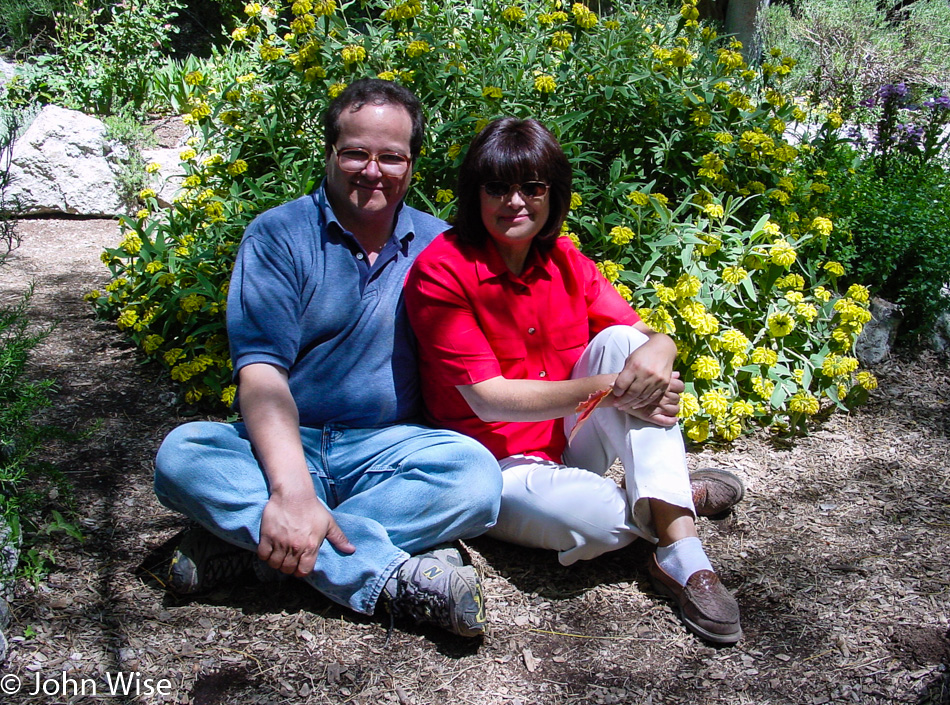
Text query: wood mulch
0 217 947 704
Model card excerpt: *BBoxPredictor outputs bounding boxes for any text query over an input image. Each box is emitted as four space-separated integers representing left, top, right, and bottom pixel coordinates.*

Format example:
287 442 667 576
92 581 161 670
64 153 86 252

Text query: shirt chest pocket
549 324 590 352
485 334 528 362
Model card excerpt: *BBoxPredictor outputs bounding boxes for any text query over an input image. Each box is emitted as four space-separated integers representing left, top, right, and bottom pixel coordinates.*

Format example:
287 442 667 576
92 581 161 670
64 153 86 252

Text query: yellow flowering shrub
89 0 875 436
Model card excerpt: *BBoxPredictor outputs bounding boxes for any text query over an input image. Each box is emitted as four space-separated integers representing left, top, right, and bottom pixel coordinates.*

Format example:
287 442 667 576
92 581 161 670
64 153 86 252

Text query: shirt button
539 371 547 378
527 327 536 334
356 252 364 260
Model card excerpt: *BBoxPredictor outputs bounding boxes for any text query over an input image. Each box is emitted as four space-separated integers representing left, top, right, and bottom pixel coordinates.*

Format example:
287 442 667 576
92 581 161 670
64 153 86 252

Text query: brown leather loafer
648 554 742 645
690 468 745 517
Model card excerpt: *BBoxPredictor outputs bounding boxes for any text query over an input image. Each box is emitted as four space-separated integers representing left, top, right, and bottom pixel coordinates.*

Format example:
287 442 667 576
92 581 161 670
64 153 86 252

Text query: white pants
486 326 694 566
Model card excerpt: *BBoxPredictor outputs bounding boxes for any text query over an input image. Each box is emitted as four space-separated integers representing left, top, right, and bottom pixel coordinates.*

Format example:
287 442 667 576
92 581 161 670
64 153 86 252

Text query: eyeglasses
332 146 412 176
481 181 550 200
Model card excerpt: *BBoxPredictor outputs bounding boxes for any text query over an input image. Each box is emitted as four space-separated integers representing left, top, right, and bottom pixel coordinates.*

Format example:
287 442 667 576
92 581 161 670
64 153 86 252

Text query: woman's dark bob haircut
454 117 572 251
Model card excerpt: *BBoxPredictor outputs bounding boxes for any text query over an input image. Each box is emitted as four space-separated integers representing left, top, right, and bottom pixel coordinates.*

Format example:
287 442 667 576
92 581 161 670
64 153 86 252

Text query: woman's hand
610 330 677 412
620 371 684 427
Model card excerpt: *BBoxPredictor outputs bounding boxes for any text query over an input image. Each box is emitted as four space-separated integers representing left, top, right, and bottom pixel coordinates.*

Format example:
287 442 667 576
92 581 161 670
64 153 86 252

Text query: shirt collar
475 238 552 284
314 180 415 252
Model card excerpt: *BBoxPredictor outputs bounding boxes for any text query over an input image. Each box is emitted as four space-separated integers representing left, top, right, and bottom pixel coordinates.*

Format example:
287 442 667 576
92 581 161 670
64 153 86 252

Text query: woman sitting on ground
404 117 745 645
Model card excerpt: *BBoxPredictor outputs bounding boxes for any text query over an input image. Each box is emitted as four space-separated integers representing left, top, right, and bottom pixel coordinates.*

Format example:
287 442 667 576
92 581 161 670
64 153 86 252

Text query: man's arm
239 363 355 577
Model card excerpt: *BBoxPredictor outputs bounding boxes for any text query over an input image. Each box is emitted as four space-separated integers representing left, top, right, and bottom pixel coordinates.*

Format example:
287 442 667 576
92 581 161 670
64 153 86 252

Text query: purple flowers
923 95 950 111
857 82 950 165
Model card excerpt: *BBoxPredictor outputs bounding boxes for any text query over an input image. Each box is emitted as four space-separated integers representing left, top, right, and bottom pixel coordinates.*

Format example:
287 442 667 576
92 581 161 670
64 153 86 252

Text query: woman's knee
495 467 633 558
590 325 649 355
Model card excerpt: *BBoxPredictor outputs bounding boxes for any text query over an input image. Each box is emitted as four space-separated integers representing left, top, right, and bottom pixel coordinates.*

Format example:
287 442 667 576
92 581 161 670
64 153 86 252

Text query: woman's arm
457 373 617 423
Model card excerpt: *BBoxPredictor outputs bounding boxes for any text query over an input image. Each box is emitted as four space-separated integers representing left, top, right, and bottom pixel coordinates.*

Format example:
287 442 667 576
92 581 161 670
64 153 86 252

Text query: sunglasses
481 181 550 200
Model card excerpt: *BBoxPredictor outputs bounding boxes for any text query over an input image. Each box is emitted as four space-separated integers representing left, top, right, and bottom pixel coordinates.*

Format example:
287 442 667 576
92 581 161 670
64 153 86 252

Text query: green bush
90 0 877 441
3 0 185 116
832 161 950 340
812 82 950 343
0 288 81 583
762 0 950 102
0 0 65 51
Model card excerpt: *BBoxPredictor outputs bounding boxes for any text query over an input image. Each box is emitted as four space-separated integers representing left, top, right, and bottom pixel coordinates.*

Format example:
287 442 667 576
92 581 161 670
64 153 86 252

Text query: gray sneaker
384 551 486 637
167 528 255 595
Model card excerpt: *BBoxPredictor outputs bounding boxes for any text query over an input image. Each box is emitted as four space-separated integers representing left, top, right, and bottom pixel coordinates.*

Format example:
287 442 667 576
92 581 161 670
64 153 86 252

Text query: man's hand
258 492 355 577
238 363 355 578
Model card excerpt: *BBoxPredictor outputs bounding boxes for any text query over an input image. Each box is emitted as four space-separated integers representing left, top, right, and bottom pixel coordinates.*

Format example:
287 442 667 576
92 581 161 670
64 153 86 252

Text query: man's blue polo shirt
227 184 447 427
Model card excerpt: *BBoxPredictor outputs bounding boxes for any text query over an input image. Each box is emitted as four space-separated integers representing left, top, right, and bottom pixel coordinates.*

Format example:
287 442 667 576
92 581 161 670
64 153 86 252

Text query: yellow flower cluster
572 3 598 29
551 31 572 50
703 203 724 219
767 311 795 337
722 266 747 285
534 74 557 93
435 189 454 203
221 384 237 406
407 40 431 58
752 376 775 399
692 355 721 380
674 273 701 298
259 41 285 61
717 48 745 72
226 159 248 176
627 191 650 207
719 328 750 354
679 392 700 419
119 233 143 255
770 240 797 268
856 371 878 390
685 420 709 442
180 294 207 313
341 45 366 64
846 284 870 304
823 261 845 277
502 5 526 22
383 0 421 20
538 11 569 26
597 260 623 283
312 0 337 16
482 86 503 99
609 226 634 245
700 388 730 418
789 390 820 415
638 307 675 335
821 354 859 377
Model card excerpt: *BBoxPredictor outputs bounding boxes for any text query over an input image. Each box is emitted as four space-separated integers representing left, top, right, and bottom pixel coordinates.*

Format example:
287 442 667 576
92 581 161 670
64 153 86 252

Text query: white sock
655 536 713 587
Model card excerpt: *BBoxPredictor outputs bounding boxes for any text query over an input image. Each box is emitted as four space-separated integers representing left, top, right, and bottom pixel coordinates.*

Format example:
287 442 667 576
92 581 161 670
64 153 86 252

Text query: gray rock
141 147 187 208
5 105 131 216
0 58 16 87
855 297 902 365
931 310 950 354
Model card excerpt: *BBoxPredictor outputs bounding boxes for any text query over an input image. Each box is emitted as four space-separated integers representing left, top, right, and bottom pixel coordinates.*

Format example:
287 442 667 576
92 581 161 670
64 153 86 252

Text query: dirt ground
0 216 947 705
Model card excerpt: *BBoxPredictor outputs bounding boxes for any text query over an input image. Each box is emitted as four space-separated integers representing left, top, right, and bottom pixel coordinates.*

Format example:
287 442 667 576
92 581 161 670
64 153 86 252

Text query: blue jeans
154 421 502 614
